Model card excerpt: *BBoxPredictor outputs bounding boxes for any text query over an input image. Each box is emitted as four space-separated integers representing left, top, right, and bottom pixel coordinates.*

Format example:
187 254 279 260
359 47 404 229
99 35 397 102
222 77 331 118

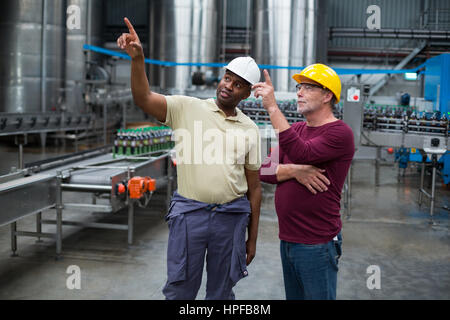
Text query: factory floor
0 142 449 300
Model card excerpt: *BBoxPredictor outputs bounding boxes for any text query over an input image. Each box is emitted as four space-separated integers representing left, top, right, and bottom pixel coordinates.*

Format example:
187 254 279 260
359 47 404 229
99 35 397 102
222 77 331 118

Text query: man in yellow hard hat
254 64 355 300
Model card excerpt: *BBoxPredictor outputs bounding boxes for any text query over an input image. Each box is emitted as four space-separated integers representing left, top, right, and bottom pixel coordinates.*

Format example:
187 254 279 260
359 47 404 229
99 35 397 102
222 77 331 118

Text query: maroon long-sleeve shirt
259 120 355 244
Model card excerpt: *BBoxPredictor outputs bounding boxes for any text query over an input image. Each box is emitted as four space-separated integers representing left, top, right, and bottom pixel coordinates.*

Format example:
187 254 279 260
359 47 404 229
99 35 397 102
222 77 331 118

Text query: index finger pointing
263 69 273 86
124 17 136 35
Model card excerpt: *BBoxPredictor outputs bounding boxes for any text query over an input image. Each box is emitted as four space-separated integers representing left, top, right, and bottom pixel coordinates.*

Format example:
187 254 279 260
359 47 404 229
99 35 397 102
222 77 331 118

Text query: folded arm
259 147 330 194
278 125 351 165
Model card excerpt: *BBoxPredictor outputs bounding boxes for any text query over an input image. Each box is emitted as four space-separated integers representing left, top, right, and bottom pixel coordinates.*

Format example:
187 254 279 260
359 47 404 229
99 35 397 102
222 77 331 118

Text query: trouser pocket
229 213 249 284
166 214 187 284
329 234 342 271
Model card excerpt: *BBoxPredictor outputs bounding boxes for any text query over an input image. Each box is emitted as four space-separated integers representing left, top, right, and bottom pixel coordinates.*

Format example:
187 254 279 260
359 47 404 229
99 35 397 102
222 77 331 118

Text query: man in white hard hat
117 18 262 300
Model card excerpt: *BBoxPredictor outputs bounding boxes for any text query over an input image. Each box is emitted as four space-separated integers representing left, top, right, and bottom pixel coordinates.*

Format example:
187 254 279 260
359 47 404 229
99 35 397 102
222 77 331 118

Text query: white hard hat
224 57 261 85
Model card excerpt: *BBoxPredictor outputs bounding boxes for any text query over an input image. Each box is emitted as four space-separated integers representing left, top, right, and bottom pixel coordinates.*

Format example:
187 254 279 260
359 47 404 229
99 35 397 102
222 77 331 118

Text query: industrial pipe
61 183 112 193
330 27 450 40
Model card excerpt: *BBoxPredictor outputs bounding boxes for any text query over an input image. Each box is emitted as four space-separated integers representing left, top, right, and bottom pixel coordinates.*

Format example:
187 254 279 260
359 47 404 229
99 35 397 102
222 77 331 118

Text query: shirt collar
207 99 244 123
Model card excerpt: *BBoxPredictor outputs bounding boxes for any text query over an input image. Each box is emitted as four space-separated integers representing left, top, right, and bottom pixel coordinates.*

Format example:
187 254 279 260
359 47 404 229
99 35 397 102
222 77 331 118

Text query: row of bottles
363 105 449 134
238 99 304 122
364 106 409 131
239 99 346 123
408 111 449 133
113 127 173 158
229 98 449 136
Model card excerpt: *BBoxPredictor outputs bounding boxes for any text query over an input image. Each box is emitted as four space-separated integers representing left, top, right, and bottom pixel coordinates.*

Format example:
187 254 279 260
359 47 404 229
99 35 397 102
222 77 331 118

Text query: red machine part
128 177 146 199
115 176 156 199
117 183 126 194
144 177 156 192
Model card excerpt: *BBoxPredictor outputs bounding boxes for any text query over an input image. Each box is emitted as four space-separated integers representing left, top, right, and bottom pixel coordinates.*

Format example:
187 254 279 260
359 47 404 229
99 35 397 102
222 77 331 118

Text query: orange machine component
117 183 126 194
144 177 156 192
127 176 156 199
128 177 146 199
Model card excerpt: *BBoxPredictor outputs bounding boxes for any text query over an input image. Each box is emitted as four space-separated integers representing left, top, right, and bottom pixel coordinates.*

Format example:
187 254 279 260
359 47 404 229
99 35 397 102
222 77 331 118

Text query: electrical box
342 84 364 148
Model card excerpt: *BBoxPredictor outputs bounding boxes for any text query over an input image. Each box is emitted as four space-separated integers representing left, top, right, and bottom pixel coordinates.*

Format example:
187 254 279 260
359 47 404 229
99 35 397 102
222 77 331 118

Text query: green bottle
126 130 132 156
118 129 124 156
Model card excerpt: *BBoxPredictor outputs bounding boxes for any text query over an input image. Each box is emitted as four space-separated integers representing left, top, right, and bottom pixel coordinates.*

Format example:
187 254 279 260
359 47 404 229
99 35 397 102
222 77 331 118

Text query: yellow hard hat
292 64 341 103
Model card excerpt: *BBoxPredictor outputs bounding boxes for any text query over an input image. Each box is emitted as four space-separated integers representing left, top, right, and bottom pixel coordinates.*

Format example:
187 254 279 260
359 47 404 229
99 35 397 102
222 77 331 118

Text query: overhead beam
369 41 427 97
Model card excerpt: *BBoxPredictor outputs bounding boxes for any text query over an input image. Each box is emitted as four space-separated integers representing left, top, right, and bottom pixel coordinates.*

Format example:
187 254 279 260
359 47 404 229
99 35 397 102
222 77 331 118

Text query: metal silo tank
252 0 316 92
65 0 104 113
149 0 219 94
0 0 65 113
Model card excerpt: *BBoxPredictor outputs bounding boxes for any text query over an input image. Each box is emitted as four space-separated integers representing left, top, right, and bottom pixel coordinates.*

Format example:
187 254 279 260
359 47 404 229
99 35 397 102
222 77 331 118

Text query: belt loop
206 203 221 211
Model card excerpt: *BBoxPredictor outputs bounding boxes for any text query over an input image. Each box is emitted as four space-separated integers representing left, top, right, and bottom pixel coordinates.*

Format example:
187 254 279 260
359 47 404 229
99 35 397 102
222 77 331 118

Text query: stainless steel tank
65 0 104 113
252 0 317 92
0 0 65 113
149 0 219 94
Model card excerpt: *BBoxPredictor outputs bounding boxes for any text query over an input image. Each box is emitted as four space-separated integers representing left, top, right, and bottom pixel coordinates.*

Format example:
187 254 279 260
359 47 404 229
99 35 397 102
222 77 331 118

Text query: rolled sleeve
259 160 278 184
258 147 281 184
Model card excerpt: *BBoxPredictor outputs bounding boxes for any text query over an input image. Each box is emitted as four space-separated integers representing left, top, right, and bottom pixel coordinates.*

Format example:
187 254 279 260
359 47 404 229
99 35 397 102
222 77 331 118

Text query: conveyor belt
68 158 148 186
0 173 56 226
2 148 175 257
0 173 54 193
0 151 172 227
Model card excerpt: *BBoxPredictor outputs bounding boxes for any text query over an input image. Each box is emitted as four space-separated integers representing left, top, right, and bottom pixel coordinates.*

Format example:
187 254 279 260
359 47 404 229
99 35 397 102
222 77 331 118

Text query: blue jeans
280 233 342 300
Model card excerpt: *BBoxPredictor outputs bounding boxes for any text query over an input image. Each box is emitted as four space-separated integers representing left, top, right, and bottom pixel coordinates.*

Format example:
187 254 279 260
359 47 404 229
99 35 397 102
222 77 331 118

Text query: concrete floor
0 142 449 300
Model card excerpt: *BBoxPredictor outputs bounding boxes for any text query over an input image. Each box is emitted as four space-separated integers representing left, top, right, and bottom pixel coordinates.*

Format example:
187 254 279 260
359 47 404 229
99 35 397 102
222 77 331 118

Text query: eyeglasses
296 83 326 92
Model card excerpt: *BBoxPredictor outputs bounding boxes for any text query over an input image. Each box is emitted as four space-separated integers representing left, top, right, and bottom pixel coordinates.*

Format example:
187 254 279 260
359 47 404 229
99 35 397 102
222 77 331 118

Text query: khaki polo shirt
163 95 261 204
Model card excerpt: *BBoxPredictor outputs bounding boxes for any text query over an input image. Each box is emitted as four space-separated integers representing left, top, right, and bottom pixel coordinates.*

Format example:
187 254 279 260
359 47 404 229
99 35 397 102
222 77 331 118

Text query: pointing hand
252 70 278 112
116 17 143 59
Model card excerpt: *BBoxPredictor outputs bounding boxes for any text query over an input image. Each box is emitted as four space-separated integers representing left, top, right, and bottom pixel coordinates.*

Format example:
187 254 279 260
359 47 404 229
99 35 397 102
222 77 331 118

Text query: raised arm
252 70 290 133
117 17 167 122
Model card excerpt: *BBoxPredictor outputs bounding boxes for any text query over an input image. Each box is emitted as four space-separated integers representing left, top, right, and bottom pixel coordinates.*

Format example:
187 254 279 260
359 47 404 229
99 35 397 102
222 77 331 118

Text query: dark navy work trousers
162 192 251 300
